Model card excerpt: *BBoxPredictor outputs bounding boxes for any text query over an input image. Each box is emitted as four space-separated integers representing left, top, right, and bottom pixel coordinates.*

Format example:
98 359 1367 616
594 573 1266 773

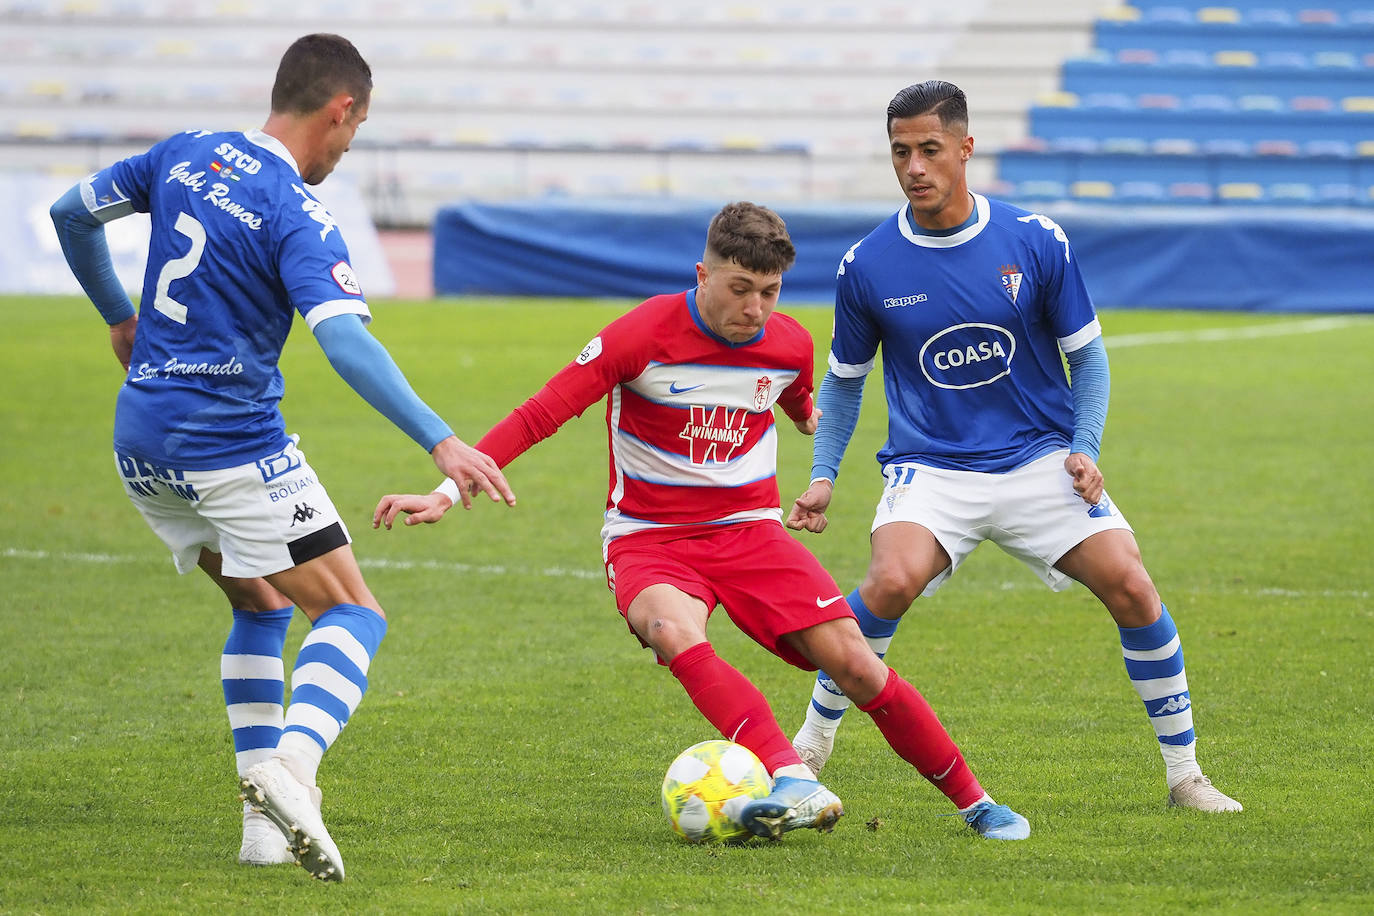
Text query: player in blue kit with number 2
785 81 1242 814
49 34 515 881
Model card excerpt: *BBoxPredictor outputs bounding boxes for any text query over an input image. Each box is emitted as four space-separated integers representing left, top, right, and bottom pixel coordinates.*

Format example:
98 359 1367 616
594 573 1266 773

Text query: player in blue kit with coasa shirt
49 34 515 881
785 80 1242 814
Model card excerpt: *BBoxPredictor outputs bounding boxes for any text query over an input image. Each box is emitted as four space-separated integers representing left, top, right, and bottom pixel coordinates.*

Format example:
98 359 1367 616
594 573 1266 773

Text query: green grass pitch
1 295 1371 913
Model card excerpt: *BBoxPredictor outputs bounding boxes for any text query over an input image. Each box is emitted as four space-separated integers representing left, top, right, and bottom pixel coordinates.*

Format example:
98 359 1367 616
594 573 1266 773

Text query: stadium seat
1304 139 1354 157
1118 179 1168 202
1343 97 1374 112
1254 139 1299 156
1144 6 1194 24
1185 93 1236 111
1163 48 1212 68
1214 50 1258 68
1201 137 1252 155
1246 8 1293 25
1168 181 1214 202
1267 182 1317 204
1152 137 1201 154
1197 7 1242 23
1218 181 1265 202
1014 179 1069 200
1072 179 1116 198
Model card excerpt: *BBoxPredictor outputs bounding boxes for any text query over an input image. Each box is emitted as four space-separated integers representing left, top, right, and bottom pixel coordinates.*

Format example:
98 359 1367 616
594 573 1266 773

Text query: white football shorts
113 436 351 578
871 449 1133 596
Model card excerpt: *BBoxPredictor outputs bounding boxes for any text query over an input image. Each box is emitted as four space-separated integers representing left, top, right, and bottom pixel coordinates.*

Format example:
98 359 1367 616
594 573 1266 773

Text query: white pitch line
1 546 603 581
4 546 1364 599
1106 315 1368 348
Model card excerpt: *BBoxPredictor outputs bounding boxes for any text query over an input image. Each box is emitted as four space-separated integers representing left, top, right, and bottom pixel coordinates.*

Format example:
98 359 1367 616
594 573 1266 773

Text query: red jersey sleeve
773 315 816 423
475 310 655 467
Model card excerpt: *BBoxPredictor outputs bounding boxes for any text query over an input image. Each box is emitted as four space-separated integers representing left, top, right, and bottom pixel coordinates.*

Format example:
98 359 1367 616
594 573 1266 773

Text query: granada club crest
753 376 773 411
1000 264 1023 304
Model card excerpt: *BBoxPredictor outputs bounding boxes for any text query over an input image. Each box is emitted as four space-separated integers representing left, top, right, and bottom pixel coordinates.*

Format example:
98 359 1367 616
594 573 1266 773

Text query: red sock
667 642 801 773
858 668 984 809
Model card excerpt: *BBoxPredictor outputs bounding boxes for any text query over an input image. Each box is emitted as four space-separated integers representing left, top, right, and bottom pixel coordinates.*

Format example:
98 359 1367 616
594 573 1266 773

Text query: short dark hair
270 34 372 115
886 80 968 136
704 201 796 275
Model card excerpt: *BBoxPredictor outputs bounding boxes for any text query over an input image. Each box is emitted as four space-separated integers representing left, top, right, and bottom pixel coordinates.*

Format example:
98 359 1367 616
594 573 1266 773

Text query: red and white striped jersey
475 289 816 545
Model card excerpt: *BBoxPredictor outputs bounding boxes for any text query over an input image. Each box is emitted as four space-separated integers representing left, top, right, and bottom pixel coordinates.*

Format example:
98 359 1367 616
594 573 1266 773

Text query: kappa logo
1017 212 1071 262
289 503 319 526
1000 264 1023 304
1153 693 1191 715
1087 494 1115 518
292 184 338 240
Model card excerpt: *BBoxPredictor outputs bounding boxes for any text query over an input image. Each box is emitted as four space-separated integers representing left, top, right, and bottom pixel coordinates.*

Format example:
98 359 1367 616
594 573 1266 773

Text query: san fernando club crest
753 376 772 411
1000 264 1023 304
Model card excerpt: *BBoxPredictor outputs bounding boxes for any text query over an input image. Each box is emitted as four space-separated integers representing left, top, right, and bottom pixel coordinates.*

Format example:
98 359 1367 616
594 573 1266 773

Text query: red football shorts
604 520 854 669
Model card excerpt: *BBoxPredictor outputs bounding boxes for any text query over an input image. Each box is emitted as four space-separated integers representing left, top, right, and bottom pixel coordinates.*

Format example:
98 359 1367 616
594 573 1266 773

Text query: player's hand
373 492 453 529
786 478 834 533
793 406 822 437
429 435 516 509
1065 452 1105 506
110 315 137 371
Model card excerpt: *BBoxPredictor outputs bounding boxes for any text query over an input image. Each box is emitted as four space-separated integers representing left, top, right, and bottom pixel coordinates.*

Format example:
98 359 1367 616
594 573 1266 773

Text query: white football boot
240 758 346 881
238 800 295 865
1168 775 1243 812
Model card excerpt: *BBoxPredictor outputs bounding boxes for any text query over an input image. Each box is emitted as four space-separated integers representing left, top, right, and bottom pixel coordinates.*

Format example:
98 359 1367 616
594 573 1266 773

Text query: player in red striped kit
373 202 1029 840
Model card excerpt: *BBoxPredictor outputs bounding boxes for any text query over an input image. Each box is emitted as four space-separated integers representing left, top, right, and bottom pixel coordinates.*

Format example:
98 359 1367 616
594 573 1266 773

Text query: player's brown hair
704 201 796 275
887 80 968 136
270 34 372 115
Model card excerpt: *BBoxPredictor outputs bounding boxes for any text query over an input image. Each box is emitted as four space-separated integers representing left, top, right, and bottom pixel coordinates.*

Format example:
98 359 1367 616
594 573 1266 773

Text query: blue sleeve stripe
1064 335 1109 461
811 370 865 482
312 314 453 451
49 182 136 325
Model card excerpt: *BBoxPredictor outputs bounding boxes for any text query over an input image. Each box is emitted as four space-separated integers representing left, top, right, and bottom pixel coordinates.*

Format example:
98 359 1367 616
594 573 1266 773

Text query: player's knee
1108 568 1160 625
863 564 925 612
825 652 888 706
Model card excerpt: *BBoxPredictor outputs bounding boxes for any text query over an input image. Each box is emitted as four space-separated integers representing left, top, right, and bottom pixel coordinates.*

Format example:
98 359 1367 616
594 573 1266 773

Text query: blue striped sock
1120 604 1201 784
277 604 387 785
804 588 902 733
221 606 293 777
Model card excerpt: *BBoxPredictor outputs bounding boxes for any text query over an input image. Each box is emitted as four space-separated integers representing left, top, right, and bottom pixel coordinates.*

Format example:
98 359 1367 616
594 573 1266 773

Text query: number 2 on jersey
153 211 206 324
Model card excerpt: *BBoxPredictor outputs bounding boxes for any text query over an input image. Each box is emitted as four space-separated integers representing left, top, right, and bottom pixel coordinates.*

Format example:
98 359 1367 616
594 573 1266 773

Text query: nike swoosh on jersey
815 595 846 608
668 382 704 394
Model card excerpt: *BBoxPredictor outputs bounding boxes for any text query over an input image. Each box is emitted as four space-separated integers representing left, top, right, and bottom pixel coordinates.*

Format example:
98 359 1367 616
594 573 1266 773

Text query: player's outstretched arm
429 435 516 509
372 491 453 529
786 478 834 534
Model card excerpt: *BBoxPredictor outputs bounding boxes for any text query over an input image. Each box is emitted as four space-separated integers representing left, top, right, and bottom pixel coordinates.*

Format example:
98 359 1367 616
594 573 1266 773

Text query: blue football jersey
81 128 370 468
831 193 1101 473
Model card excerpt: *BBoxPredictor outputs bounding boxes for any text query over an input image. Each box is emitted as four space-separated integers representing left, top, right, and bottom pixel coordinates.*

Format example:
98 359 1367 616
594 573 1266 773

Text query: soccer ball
661 740 771 843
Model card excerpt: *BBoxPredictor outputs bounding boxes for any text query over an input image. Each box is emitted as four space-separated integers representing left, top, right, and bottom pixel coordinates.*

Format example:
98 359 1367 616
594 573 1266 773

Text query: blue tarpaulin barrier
434 197 1372 312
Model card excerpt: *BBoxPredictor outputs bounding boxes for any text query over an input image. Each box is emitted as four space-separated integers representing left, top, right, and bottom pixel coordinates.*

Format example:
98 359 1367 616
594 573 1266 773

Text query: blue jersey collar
898 193 990 248
687 287 765 348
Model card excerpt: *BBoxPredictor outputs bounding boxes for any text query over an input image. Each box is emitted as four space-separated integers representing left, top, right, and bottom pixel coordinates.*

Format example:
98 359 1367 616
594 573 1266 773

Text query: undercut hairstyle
704 201 796 275
270 34 372 116
886 80 968 136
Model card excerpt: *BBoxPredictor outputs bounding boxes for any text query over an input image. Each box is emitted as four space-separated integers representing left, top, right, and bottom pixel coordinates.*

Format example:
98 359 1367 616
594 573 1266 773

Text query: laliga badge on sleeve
577 336 603 365
331 260 362 296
